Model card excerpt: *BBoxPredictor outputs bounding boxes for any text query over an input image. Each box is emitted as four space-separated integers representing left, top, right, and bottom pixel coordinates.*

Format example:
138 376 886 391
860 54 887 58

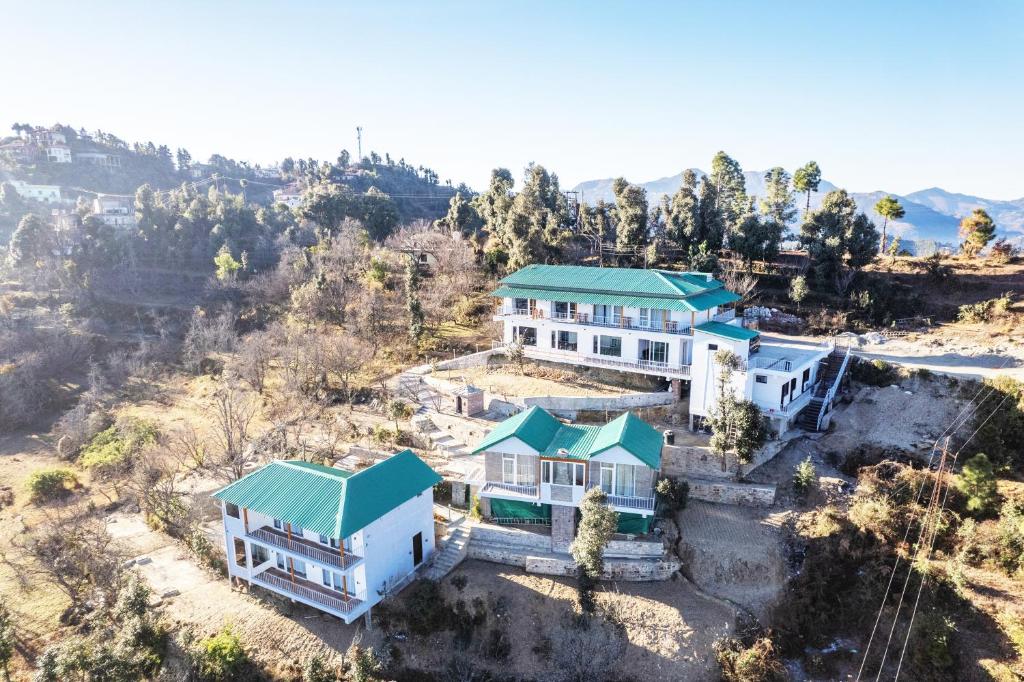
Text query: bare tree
548 613 626 682
230 328 276 394
719 269 758 305
206 385 259 482
128 445 192 535
323 331 373 405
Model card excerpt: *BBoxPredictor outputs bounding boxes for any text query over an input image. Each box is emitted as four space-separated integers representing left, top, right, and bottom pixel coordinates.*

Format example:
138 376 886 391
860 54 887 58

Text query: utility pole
356 127 363 162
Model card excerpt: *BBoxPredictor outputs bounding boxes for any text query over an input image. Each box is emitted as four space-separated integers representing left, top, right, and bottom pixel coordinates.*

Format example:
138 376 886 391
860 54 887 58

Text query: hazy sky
3 0 1022 199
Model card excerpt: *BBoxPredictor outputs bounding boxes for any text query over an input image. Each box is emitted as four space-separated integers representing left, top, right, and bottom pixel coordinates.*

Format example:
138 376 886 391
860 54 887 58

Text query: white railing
497 308 693 336
483 482 538 497
747 356 793 372
815 344 852 430
607 494 656 511
770 385 817 417
712 309 736 323
253 569 359 614
247 527 360 570
492 343 691 378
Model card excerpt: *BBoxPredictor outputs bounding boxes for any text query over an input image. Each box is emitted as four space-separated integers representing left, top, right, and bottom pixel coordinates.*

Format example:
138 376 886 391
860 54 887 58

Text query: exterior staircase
798 343 852 432
401 372 472 456
423 523 470 581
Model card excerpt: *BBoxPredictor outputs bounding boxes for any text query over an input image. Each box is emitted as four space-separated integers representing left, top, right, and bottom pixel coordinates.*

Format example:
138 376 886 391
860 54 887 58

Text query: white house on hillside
92 194 136 228
492 264 849 433
9 180 63 203
272 184 303 209
212 450 441 624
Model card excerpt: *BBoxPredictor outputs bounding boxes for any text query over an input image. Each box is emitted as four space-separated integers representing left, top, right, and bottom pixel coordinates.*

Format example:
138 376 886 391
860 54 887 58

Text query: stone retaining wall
687 479 776 507
605 538 665 558
661 436 791 481
470 523 553 552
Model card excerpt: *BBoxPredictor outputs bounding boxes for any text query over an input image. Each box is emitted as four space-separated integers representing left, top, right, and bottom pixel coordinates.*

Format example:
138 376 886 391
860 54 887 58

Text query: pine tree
665 169 700 251
959 208 997 258
709 151 748 235
405 254 424 344
793 161 822 216
874 195 905 254
611 177 649 253
760 167 796 228
957 453 999 516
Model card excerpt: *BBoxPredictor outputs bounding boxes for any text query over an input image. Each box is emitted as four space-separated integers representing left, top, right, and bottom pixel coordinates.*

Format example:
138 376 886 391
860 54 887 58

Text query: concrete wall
605 538 665 558
432 348 500 371
687 480 776 507
661 437 787 481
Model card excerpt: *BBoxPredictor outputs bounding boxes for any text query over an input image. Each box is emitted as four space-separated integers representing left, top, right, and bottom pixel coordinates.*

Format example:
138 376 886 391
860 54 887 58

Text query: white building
272 183 303 208
92 194 136 228
44 144 72 164
493 264 848 433
212 450 441 624
9 180 63 203
467 407 664 548
74 151 122 168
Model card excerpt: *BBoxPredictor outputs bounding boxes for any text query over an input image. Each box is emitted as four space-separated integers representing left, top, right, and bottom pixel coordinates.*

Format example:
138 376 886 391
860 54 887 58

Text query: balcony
497 308 693 336
481 481 538 499
585 483 656 511
252 567 362 616
247 526 361 570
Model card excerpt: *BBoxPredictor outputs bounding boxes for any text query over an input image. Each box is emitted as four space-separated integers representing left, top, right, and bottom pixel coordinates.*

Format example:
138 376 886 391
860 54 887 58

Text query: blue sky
2 0 1022 198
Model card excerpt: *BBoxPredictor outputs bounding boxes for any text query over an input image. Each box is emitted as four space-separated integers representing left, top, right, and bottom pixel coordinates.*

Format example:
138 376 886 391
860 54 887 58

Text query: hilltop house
272 184 303 208
92 194 136 228
212 450 441 624
468 407 663 549
492 264 847 433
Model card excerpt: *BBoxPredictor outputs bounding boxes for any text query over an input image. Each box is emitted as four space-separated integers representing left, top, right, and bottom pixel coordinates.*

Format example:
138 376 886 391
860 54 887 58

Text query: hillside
573 170 1024 249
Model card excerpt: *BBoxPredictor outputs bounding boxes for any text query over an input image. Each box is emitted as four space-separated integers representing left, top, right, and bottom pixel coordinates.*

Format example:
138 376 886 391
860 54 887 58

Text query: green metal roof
473 405 563 453
212 450 441 538
474 408 662 469
694 321 760 342
493 265 732 312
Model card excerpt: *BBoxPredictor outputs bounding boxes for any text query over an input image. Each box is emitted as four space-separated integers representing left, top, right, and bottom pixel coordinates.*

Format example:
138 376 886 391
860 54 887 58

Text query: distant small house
272 184 303 209
44 143 72 164
92 194 136 228
75 151 122 168
212 450 441 624
9 180 63 204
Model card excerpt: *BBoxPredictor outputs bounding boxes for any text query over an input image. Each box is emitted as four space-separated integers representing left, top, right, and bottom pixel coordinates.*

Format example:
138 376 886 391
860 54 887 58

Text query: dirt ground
398 559 736 681
438 364 639 399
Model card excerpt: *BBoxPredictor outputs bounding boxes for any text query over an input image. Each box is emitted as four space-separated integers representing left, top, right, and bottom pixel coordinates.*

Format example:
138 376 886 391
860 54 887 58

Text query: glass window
502 454 516 484
575 463 584 486
597 335 622 357
514 298 530 313
650 341 668 364
615 464 636 497
292 559 307 578
541 460 551 483
600 464 614 493
276 554 286 571
225 502 240 518
273 518 283 530
318 534 329 545
556 330 577 351
755 375 768 384
708 343 718 351
552 462 573 485
251 544 269 565
639 308 650 327
514 326 537 346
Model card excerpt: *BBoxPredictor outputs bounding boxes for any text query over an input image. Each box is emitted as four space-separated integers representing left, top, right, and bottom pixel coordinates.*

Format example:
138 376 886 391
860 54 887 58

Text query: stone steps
423 525 470 580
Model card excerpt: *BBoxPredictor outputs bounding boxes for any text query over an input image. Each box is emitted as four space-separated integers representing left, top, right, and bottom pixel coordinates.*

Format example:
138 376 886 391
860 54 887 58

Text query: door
412 532 424 566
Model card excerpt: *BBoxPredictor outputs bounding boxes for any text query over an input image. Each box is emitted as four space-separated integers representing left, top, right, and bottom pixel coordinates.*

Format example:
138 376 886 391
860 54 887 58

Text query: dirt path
105 512 363 675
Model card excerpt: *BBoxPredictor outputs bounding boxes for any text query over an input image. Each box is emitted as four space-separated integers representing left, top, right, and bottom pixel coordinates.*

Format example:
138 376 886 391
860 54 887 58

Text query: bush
402 580 454 636
656 477 689 515
79 417 158 477
793 456 817 501
970 377 1024 472
195 625 248 681
302 654 339 682
995 500 1024 576
957 293 1013 323
715 636 787 682
908 611 955 677
850 358 899 386
26 467 78 502
956 453 999 516
484 627 511 661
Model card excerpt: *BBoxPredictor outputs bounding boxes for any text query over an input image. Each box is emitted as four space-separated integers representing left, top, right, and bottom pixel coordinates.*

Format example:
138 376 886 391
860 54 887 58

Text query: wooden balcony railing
253 567 361 615
247 526 361 570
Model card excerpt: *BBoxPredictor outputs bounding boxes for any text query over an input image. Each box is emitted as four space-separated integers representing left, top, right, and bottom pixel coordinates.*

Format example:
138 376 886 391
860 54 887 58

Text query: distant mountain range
572 170 1024 249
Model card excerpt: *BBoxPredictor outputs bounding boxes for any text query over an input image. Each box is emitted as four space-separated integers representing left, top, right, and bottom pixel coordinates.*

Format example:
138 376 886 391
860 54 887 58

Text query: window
276 554 286 570
273 518 283 530
615 464 636 497
708 343 718 351
318 534 329 545
649 341 668 364
322 570 346 592
513 297 530 314
639 308 650 327
755 375 768 384
600 464 614 494
556 330 577 351
549 461 584 486
225 502 240 518
233 538 247 567
802 367 811 389
542 460 551 483
553 301 577 319
513 326 536 346
596 335 622 357
502 454 516 484
251 543 269 565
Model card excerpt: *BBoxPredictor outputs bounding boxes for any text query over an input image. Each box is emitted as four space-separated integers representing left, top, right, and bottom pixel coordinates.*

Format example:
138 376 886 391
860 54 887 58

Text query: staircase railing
813 341 852 430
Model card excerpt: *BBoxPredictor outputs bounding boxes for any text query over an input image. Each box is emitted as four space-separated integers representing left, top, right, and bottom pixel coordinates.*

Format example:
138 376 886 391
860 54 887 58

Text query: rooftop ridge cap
277 459 347 480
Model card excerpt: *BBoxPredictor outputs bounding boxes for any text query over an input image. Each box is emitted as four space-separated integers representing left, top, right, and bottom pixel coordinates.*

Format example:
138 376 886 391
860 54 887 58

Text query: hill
573 170 1023 250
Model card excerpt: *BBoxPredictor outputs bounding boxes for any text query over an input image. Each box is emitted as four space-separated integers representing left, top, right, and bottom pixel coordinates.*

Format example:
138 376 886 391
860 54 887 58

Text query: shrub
80 417 158 476
908 611 955 677
195 625 248 681
957 293 1013 323
956 453 999 516
656 477 689 515
850 357 899 386
302 654 339 682
450 575 468 592
995 500 1024 575
26 468 77 502
793 456 817 501
715 636 787 682
484 627 511 661
970 377 1024 472
348 644 382 682
402 580 454 636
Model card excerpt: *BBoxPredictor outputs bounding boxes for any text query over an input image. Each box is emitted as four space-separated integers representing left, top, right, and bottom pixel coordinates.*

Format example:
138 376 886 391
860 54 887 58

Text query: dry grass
442 363 637 399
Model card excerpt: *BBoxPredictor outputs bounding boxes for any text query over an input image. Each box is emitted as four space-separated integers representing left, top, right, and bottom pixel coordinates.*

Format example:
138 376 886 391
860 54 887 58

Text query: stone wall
687 479 776 507
470 523 553 552
551 505 575 553
433 348 500 371
484 452 503 483
524 555 680 581
605 538 665 558
661 437 789 481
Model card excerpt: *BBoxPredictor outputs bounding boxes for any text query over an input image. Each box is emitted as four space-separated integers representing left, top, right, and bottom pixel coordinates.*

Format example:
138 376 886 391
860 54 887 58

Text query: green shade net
490 499 551 521
616 512 652 535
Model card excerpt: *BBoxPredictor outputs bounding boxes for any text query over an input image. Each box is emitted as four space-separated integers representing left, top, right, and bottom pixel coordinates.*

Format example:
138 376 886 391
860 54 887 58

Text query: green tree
301 183 356 237
195 625 248 681
358 187 399 241
696 177 725 252
664 170 701 252
213 244 242 281
707 350 767 475
405 254 424 344
793 161 822 216
731 202 784 270
611 177 649 253
570 487 618 581
709 151 748 233
0 182 25 214
874 195 905 254
789 274 808 311
959 208 997 258
473 168 515 243
436 191 481 235
957 453 999 516
760 167 796 228
793 456 817 500
0 599 13 682
800 189 879 290
8 214 50 268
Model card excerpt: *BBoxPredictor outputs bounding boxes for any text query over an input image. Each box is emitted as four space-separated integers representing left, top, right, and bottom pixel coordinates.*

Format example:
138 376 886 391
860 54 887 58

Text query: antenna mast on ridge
356 126 363 161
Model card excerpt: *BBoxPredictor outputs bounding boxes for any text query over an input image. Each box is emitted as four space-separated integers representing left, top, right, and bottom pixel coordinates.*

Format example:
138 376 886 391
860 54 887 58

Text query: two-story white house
492 264 848 434
92 194 137 228
212 449 441 625
468 406 663 548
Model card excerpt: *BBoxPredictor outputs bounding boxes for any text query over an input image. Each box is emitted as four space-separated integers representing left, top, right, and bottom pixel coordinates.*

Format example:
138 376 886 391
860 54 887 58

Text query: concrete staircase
798 345 851 431
423 523 470 580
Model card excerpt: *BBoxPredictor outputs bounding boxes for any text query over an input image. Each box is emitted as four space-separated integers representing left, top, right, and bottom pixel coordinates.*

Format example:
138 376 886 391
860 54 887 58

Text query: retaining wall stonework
687 479 776 507
605 538 665 558
661 436 791 481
